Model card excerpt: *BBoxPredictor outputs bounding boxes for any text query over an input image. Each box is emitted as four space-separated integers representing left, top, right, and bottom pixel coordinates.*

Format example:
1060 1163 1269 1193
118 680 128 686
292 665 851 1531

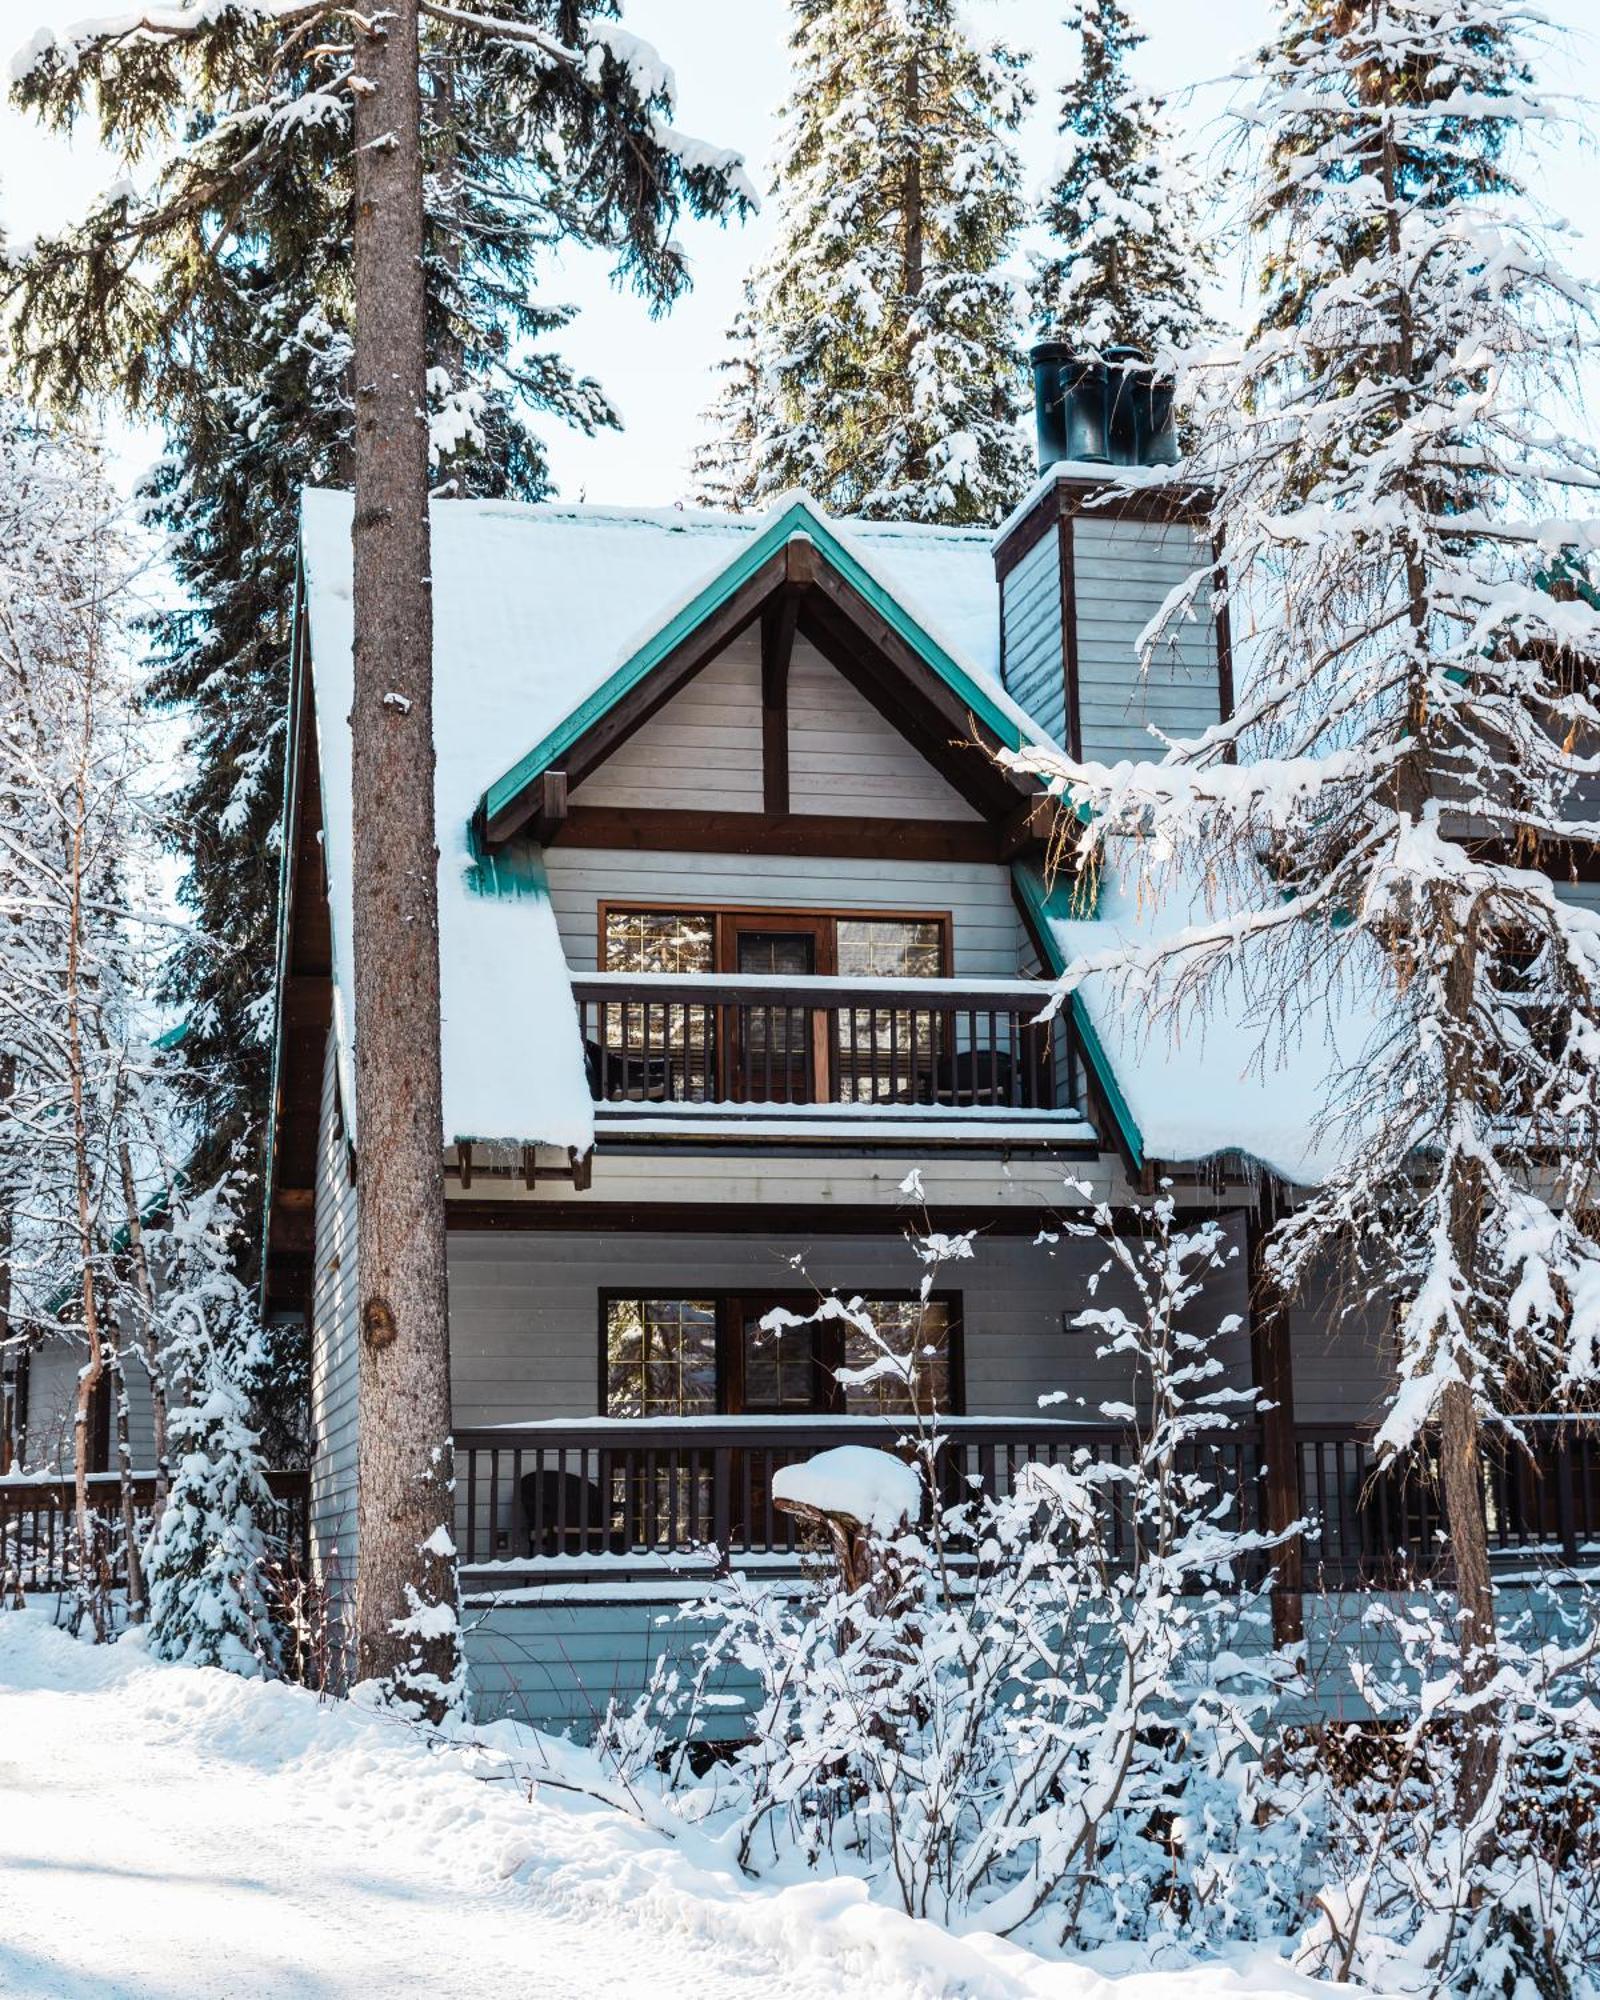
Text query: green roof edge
1010 860 1145 1171
479 497 1028 834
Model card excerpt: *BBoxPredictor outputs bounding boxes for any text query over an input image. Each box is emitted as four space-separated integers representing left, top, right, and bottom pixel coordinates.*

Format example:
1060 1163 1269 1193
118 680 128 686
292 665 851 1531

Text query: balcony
572 973 1085 1138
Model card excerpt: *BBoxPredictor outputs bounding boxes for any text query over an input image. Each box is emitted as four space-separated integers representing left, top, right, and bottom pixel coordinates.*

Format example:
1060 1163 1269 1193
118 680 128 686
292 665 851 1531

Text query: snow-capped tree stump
771 1446 922 1602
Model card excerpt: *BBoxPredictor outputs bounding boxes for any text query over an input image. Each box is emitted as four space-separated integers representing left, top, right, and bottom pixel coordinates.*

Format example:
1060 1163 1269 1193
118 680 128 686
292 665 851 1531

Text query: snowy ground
0 1613 1335 2000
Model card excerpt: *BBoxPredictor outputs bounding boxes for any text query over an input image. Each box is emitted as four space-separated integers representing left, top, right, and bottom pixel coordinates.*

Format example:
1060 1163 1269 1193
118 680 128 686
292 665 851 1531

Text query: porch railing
455 1418 1600 1584
0 1468 310 1595
571 973 1062 1112
454 1418 1262 1568
1295 1419 1600 1587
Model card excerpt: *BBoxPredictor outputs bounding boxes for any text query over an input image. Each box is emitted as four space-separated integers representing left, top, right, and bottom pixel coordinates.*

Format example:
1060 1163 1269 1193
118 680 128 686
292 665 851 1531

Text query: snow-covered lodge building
259 370 1594 1725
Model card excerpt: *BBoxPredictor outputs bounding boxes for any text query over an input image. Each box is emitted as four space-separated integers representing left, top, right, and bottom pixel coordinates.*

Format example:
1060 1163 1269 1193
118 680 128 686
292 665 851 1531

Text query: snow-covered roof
296 487 1021 1152
1021 851 1385 1186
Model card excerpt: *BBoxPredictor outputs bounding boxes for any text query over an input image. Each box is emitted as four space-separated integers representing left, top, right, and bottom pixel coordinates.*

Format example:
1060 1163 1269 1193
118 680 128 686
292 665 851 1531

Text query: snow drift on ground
0 1611 1342 2000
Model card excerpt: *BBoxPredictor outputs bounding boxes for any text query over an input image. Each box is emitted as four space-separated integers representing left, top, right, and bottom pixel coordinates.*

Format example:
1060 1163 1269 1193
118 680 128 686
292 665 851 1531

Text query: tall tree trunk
106 1314 146 1622
1438 905 1500 1824
348 0 462 1710
0 1048 14 1476
65 707 108 1643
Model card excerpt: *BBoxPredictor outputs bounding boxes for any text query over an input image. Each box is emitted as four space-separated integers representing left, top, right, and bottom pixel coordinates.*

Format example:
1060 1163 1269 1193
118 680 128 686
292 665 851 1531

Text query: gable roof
475 492 1049 842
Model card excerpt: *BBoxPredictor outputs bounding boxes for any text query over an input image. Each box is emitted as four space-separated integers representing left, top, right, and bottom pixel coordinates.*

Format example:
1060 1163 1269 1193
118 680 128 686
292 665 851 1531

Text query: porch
454 1415 1600 1591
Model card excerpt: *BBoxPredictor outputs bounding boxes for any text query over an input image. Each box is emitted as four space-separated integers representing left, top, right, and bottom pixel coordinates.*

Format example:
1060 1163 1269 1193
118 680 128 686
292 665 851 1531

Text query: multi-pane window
841 1301 952 1415
836 918 944 1102
602 909 714 974
604 1295 956 1416
598 910 715 1101
835 918 944 980
604 1298 717 1417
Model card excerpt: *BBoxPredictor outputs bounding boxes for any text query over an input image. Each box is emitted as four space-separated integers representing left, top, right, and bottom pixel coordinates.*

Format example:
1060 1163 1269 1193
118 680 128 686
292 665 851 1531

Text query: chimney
1029 342 1178 472
993 346 1218 760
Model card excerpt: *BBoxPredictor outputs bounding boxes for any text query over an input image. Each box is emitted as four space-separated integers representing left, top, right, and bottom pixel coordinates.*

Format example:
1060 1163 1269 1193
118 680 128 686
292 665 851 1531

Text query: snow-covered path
0 1616 1326 2000
0 1619 894 1999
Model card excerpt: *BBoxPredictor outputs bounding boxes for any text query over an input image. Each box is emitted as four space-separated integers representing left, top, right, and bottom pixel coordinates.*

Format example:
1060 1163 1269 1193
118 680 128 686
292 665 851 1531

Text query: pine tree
1030 1 1213 360
144 1180 282 1675
696 0 1031 524
1017 0 1600 1826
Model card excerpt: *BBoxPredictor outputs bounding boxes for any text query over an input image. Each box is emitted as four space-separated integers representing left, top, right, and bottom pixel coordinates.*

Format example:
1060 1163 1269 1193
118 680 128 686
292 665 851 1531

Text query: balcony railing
455 1418 1600 1585
571 973 1062 1111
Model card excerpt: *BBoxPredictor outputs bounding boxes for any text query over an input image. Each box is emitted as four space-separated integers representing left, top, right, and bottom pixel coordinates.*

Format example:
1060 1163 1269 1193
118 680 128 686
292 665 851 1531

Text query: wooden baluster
465 1447 478 1563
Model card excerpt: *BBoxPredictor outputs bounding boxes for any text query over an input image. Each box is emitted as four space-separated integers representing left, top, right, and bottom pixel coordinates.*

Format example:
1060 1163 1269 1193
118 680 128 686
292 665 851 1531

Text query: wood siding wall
446 1222 1255 1427
543 849 1022 975
309 1028 360 1625
999 528 1066 746
1072 518 1220 764
567 630 977 821
19 1329 156 1472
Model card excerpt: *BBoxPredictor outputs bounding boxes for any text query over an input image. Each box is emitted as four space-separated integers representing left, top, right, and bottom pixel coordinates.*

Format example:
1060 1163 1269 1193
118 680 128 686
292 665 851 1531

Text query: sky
2 0 1597 506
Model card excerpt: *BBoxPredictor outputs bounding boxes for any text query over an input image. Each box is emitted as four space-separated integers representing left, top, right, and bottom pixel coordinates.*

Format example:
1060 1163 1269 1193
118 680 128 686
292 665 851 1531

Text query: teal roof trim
480 498 1029 835
1011 861 1144 1171
464 825 552 902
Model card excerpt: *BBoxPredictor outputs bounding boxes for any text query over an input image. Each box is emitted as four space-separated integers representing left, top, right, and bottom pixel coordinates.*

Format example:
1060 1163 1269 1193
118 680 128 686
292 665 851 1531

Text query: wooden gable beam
761 581 800 816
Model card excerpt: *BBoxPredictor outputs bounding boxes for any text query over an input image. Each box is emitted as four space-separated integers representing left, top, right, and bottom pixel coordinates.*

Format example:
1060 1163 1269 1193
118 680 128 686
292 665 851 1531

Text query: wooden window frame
598 900 954 978
598 1288 966 1418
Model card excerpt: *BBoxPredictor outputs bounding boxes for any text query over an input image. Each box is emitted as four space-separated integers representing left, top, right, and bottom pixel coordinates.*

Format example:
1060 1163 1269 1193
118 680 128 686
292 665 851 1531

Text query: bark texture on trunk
348 0 461 1708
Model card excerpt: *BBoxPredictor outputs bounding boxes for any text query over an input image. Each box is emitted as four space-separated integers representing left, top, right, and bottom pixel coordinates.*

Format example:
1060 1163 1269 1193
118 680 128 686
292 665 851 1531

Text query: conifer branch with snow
1031 0 1215 362
694 0 1032 524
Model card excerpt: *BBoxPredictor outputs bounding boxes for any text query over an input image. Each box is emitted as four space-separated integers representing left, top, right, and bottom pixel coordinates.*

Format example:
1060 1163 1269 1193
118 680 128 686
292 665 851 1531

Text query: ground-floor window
601 1293 960 1418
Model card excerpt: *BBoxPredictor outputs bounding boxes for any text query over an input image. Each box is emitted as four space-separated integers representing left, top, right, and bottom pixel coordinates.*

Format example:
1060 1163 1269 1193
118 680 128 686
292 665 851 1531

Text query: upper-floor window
600 904 951 981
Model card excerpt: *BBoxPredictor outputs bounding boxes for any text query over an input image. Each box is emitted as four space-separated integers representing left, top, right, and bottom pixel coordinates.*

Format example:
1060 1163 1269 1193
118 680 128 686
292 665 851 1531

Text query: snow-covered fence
0 1468 309 1597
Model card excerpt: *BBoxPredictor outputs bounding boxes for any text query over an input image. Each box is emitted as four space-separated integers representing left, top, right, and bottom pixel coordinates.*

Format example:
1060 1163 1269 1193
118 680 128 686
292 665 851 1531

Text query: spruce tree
696 0 1031 524
144 1181 282 1676
1018 0 1600 1825
1031 1 1212 359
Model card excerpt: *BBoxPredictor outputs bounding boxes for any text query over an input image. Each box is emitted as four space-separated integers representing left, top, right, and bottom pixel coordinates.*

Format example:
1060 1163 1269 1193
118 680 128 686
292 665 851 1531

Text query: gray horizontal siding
1001 530 1066 746
568 632 764 813
310 1029 360 1630
465 1599 753 1734
1288 1257 1395 1426
20 1329 156 1473
788 638 980 820
568 629 980 822
542 849 1021 977
1072 518 1221 765
446 1221 1253 1428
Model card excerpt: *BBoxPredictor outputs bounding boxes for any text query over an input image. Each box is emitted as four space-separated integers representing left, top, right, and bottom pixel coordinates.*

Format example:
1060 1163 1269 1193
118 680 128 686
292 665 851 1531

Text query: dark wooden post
1247 1196 1304 1646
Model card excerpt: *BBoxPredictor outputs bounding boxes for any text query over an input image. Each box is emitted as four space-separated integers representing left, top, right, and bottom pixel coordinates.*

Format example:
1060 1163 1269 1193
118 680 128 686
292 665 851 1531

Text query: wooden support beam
569 1146 593 1192
1000 791 1055 860
455 1141 473 1191
532 770 566 844
760 587 799 816
555 804 1006 864
1248 1198 1304 1646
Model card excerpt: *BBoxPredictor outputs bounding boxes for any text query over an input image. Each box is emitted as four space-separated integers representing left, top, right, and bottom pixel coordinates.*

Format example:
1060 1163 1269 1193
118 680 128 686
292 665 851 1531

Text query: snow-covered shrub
632 1199 1305 1947
1295 1580 1600 2000
143 1183 282 1676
